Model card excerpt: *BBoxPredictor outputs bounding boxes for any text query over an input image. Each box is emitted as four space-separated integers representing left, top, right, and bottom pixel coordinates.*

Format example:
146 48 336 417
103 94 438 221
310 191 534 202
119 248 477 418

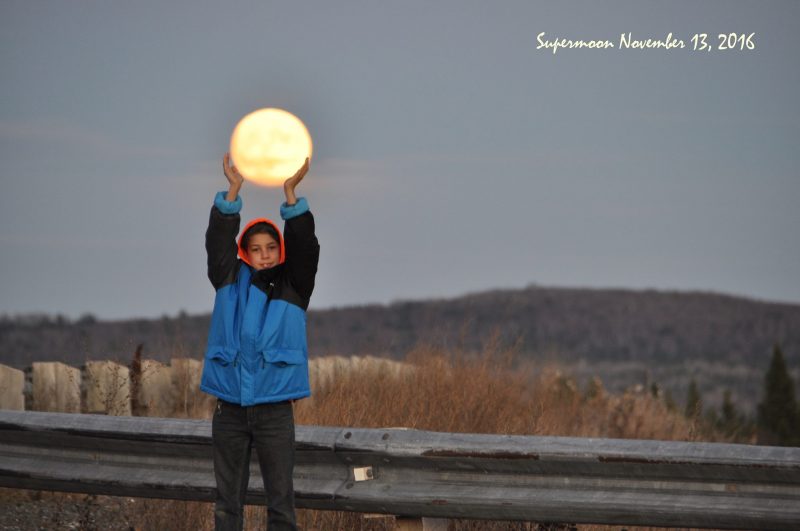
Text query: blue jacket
199 191 320 405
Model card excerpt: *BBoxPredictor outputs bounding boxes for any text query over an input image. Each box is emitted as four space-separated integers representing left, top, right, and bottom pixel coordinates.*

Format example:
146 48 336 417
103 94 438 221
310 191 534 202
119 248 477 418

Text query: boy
200 152 319 531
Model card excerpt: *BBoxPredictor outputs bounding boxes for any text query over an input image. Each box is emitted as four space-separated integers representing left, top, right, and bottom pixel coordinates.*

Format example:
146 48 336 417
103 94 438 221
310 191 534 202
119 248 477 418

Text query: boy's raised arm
281 158 320 307
206 153 244 290
283 157 308 207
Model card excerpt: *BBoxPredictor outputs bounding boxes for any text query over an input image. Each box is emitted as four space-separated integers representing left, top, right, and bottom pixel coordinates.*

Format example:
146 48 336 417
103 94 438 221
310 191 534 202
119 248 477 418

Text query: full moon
230 108 313 187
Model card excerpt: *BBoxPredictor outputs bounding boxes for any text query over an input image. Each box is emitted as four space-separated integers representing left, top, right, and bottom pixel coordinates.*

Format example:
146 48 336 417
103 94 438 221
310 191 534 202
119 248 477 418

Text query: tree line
683 343 800 446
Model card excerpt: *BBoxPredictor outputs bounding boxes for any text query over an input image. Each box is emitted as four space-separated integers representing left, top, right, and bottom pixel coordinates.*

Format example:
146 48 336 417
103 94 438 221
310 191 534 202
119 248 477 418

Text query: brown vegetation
295 344 704 444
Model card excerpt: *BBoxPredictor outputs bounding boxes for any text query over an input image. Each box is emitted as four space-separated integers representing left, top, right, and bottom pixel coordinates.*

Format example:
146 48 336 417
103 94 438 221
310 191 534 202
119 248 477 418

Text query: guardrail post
395 517 423 531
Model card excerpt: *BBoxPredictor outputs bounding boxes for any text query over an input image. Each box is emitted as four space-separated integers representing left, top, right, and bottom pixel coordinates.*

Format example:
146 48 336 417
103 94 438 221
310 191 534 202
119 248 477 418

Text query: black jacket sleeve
283 210 320 306
206 206 241 290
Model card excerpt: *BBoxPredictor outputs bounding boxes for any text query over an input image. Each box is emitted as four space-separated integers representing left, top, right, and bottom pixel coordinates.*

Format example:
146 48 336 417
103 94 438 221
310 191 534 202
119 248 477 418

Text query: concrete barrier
84 361 131 416
136 359 174 417
15 355 410 416
31 362 81 413
0 364 25 410
309 355 412 390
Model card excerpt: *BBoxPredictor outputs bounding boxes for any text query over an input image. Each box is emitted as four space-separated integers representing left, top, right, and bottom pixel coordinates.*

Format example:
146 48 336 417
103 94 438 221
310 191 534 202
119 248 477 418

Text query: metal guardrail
1 410 799 529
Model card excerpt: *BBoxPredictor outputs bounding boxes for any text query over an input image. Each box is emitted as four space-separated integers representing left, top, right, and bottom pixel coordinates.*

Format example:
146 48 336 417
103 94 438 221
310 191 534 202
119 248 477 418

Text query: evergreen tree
685 378 702 418
757 343 800 446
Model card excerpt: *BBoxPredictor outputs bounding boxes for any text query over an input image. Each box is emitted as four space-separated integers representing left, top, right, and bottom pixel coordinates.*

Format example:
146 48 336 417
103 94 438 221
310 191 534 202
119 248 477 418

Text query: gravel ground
0 489 139 530
0 488 603 531
0 488 216 531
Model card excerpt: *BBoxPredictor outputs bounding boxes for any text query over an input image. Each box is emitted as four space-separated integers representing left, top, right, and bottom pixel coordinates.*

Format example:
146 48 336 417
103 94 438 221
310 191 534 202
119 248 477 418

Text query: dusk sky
1 1 798 320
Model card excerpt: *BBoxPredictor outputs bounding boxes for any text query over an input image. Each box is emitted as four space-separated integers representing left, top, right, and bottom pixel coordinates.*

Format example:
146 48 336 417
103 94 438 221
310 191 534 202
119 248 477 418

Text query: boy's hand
223 152 243 201
223 152 244 186
284 157 309 206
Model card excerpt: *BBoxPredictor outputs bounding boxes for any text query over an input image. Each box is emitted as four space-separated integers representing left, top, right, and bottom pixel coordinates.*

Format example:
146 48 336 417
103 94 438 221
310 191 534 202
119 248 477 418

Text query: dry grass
4 345 732 530
295 345 701 442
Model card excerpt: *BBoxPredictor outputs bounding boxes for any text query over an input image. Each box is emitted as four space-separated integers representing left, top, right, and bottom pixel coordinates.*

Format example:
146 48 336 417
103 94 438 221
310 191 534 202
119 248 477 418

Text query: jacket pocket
255 349 309 400
261 348 306 367
206 347 238 366
201 347 240 398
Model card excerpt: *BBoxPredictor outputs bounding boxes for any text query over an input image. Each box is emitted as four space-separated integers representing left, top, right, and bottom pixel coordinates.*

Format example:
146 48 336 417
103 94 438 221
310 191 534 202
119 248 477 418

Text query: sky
1 1 798 320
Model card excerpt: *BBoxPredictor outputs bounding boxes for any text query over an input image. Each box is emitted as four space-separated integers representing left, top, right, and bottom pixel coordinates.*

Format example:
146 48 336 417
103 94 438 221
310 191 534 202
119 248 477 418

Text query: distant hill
2 285 798 414
309 286 799 365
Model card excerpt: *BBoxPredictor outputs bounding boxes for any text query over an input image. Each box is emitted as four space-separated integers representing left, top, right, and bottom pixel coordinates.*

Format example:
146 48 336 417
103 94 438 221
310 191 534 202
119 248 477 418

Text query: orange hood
237 218 286 268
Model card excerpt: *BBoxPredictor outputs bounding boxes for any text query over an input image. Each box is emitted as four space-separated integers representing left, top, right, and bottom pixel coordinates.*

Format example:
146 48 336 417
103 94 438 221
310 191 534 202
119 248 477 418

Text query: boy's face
246 233 280 270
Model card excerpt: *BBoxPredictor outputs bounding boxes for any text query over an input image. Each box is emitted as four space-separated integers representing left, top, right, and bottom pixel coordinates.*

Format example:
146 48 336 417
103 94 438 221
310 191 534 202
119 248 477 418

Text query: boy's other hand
284 157 309 206
223 152 244 187
223 152 244 202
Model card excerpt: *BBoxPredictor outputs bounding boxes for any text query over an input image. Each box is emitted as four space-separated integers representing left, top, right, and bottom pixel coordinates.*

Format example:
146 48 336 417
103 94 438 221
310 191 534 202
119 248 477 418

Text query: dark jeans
212 398 297 531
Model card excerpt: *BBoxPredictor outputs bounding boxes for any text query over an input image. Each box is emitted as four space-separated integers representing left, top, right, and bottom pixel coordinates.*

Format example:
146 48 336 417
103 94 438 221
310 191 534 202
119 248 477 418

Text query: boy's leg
252 400 297 531
212 399 253 531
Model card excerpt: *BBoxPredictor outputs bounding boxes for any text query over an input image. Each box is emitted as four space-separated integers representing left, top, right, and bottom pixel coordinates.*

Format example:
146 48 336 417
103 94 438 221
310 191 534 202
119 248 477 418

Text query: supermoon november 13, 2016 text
536 32 756 54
